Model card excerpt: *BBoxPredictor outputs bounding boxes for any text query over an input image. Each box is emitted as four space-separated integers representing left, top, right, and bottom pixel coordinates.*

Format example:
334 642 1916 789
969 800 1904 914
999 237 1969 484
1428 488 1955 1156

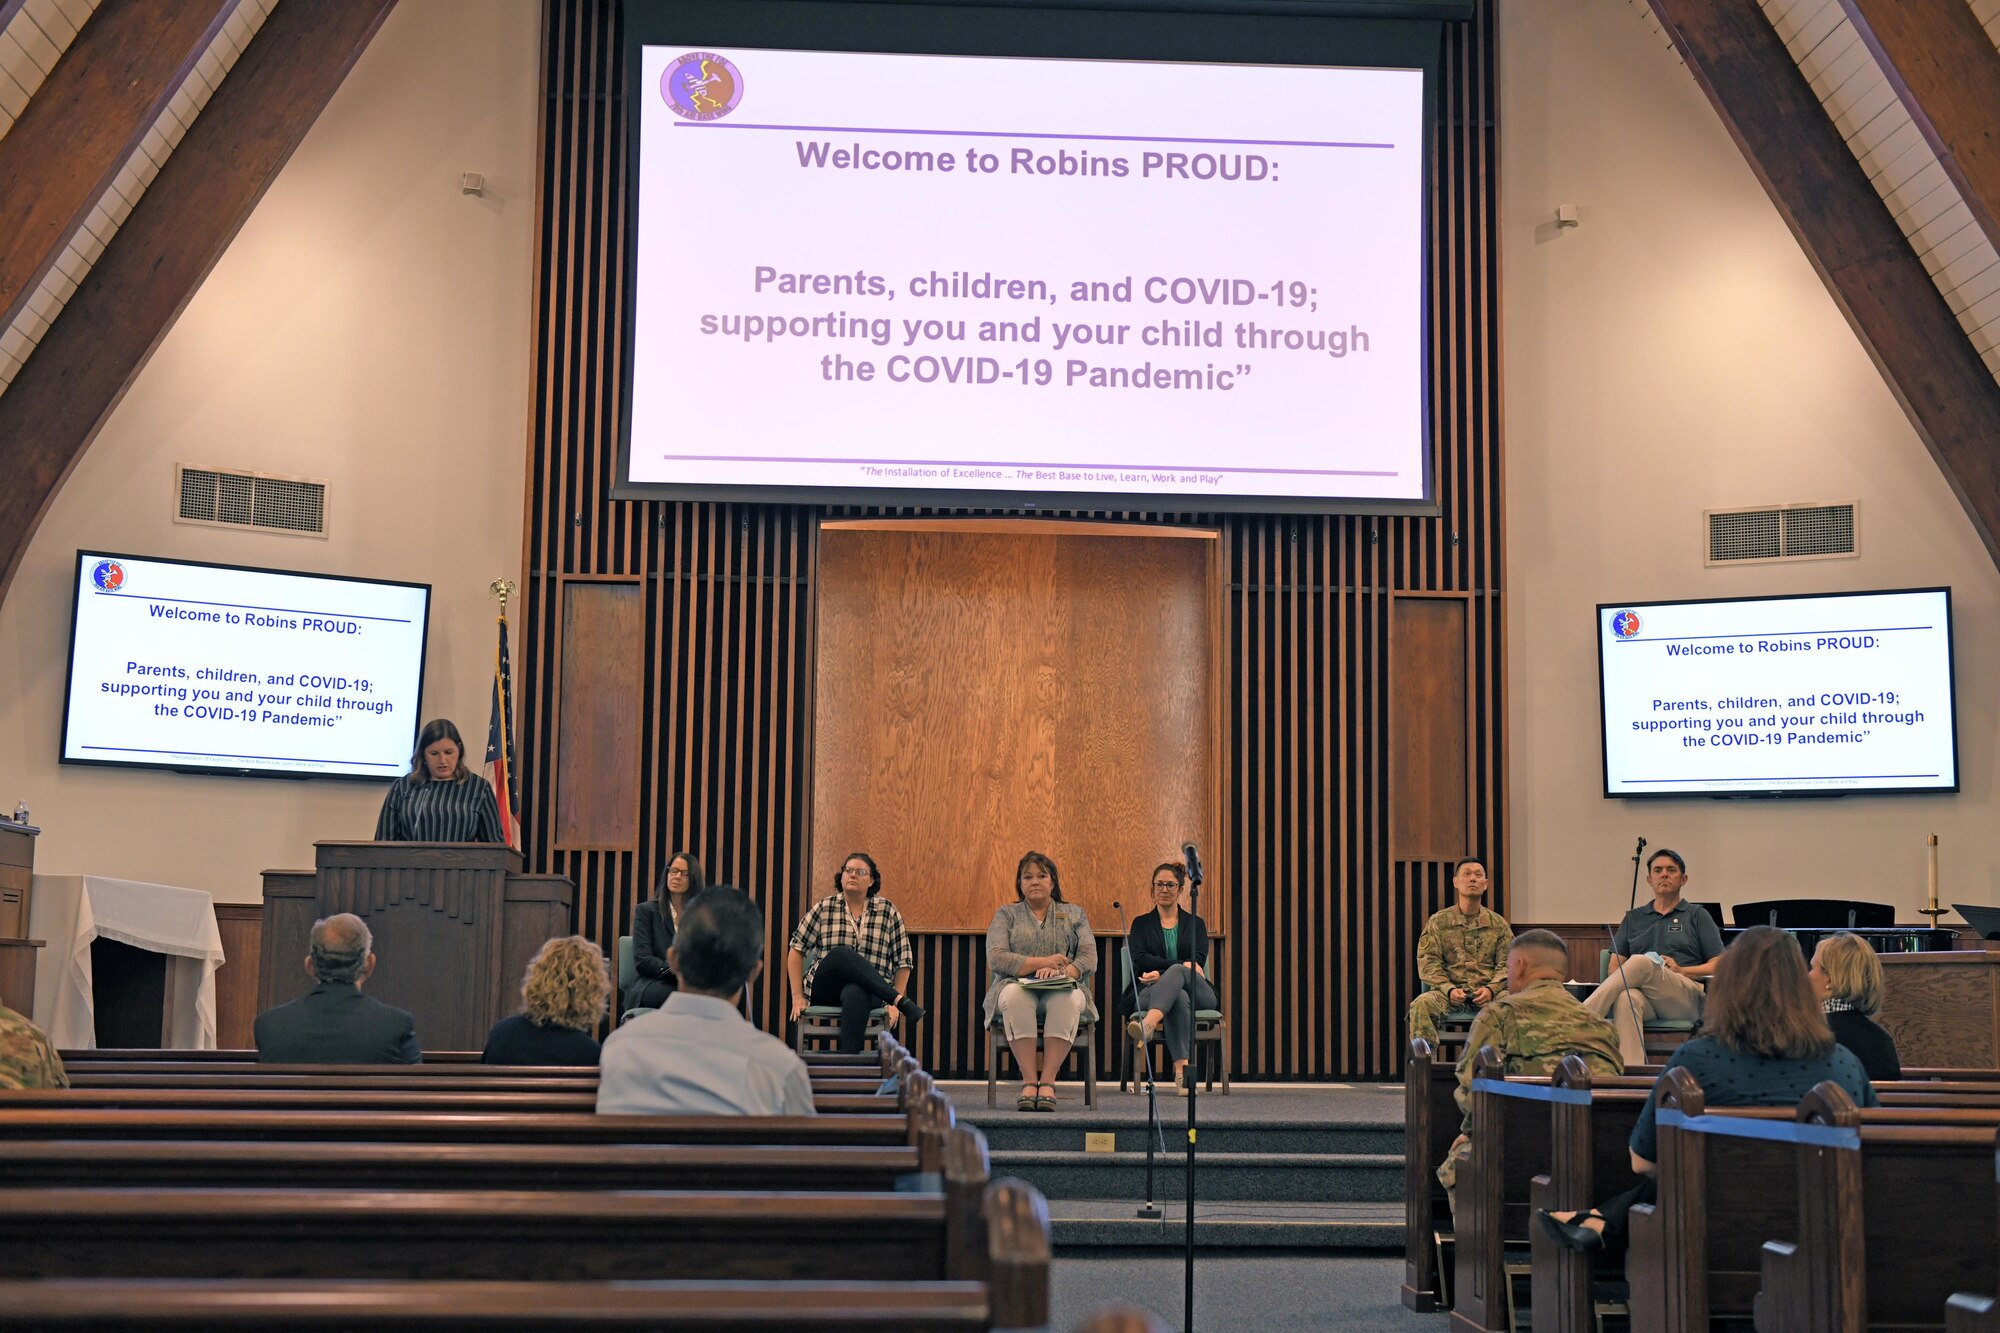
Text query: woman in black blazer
1125 860 1217 1093
627 851 705 1011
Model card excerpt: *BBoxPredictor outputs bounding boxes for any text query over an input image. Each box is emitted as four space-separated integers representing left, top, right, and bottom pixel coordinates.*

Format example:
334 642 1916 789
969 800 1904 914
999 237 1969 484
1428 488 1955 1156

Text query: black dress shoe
1537 1209 1606 1255
895 995 926 1024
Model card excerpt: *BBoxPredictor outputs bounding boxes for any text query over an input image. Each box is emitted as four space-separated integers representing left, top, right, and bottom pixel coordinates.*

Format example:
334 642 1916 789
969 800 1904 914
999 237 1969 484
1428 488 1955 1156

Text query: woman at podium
373 718 504 843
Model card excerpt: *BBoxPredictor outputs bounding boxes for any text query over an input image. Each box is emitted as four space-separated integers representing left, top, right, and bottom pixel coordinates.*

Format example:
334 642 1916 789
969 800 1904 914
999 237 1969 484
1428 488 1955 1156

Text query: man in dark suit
253 913 421 1063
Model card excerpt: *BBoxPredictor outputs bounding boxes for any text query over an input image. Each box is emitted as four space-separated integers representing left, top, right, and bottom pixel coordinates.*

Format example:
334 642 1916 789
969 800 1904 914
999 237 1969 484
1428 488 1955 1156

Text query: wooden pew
0 1087 900 1114
1527 1054 1649 1333
0 1169 1050 1328
1402 1036 1461 1312
1452 1046 1540 1333
0 1278 994 1330
61 1047 894 1068
1628 1069 2000 1333
0 1139 927 1192
1755 1084 1999 1333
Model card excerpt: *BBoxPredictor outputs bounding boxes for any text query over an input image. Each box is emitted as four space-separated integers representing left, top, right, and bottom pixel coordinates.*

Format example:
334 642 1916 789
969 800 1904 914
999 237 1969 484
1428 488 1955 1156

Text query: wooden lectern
260 842 573 1051
0 821 42 1015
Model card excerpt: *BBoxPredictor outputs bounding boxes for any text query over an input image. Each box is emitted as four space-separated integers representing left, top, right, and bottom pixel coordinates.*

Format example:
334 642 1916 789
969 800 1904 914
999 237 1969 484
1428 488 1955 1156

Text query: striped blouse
373 773 504 843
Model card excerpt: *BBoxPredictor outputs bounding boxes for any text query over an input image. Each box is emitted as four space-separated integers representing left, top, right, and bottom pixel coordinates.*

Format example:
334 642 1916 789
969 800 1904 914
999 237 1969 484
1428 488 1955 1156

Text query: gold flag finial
489 578 516 611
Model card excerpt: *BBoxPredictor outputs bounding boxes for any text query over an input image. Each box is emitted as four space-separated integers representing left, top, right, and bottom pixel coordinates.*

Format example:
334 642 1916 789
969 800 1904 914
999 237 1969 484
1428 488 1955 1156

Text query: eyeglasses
1151 880 1180 889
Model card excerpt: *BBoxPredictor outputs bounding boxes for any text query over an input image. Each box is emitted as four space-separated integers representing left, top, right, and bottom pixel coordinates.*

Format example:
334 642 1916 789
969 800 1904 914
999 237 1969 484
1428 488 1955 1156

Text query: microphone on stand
1115 897 1165 1221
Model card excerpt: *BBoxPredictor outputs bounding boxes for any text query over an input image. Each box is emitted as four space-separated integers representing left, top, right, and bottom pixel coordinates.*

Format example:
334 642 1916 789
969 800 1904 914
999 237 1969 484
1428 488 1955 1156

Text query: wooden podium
260 842 574 1052
0 821 41 1015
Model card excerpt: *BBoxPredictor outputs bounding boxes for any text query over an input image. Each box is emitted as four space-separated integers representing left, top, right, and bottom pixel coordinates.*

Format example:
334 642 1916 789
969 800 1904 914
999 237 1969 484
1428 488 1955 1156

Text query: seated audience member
986 850 1097 1112
1810 930 1901 1080
482 934 610 1066
253 913 421 1064
786 850 923 1055
597 885 814 1116
1407 856 1512 1045
1540 924 1877 1260
1581 848 1724 1066
627 850 705 1011
1436 930 1623 1214
1125 860 1217 1095
0 1000 67 1090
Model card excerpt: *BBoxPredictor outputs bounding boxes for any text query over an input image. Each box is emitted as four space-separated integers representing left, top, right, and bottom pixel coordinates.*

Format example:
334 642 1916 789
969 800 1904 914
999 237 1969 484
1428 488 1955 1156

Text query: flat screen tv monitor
615 3 1436 514
1598 588 1957 798
61 551 431 781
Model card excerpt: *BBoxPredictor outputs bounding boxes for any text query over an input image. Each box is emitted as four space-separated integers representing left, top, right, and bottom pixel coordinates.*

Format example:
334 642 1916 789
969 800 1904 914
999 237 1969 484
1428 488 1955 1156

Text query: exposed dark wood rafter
1840 0 2000 267
1647 0 2000 569
0 0 401 607
0 0 243 333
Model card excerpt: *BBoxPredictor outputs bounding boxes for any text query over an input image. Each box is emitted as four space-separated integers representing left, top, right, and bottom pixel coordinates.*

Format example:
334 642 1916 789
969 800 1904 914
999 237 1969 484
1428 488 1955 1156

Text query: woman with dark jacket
1125 860 1217 1094
627 851 704 1012
1810 931 1901 1080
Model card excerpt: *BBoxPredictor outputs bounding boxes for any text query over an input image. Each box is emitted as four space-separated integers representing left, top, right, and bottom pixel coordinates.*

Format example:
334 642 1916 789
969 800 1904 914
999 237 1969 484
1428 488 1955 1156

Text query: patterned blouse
984 899 1098 1026
788 894 914 992
373 773 504 843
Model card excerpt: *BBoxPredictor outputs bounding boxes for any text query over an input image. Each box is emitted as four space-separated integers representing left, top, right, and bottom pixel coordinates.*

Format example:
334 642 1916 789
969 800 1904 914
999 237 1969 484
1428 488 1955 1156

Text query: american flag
484 612 520 849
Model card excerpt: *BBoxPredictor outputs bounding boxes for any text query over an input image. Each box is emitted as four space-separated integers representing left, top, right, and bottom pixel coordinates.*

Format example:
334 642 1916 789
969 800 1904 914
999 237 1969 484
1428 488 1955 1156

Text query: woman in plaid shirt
785 852 924 1053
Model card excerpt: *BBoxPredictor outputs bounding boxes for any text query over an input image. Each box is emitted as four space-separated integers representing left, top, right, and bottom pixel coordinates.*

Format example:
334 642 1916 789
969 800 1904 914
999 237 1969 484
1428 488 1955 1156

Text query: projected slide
1598 589 1957 797
62 553 430 779
626 46 1427 506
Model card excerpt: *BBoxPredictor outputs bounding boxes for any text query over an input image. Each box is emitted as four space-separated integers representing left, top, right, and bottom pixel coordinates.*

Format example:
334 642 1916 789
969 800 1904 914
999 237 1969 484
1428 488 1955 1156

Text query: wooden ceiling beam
0 0 242 333
1841 0 2000 260
1646 0 2000 570
0 0 399 607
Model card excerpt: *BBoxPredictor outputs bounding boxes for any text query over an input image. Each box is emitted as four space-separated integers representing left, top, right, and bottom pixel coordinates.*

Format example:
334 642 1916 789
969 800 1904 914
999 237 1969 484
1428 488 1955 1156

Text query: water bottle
9 803 25 825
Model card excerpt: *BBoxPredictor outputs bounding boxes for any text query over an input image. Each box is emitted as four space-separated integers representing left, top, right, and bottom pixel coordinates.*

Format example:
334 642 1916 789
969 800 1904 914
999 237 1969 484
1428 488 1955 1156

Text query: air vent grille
176 466 328 537
1706 503 1857 564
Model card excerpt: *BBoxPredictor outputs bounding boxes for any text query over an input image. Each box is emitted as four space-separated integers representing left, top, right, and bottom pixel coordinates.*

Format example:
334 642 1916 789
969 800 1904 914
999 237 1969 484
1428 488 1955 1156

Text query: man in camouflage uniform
0 1000 67 1090
1407 856 1512 1045
1436 930 1622 1213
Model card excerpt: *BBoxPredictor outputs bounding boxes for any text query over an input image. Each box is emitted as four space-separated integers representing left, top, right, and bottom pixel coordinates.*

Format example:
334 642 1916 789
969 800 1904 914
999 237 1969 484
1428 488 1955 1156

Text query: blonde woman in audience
482 935 610 1065
1809 931 1901 1080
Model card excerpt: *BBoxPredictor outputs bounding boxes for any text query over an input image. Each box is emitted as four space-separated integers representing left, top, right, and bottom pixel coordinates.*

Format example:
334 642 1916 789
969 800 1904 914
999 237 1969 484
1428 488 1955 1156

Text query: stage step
942 1083 1409 1249
1045 1200 1403 1249
990 1148 1401 1203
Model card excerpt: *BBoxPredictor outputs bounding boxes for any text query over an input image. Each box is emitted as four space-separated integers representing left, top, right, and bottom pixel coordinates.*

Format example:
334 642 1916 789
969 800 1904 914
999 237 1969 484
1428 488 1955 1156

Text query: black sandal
1537 1208 1606 1254
1034 1084 1057 1111
1016 1087 1038 1112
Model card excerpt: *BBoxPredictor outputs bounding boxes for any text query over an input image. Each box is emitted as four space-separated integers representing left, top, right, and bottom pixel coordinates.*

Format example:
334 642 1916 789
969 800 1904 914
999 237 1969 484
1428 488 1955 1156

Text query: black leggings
1591 1175 1656 1263
808 945 903 1054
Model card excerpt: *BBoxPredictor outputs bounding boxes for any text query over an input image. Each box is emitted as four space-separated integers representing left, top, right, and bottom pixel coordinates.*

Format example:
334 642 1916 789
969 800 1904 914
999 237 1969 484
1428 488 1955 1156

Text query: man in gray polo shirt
1581 848 1724 1065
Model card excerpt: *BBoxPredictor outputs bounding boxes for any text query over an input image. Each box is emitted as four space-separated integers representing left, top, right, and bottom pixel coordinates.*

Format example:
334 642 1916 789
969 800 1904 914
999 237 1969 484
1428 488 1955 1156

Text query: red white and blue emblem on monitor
91 560 125 592
1611 610 1641 639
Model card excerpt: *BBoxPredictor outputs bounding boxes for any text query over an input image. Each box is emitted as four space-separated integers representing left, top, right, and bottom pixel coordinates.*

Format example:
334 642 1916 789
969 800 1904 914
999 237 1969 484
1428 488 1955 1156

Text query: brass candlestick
1921 834 1946 925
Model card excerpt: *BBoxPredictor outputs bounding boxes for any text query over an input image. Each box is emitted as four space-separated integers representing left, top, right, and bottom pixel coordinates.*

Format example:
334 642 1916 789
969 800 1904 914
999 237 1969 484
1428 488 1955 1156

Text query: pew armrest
983 1178 1051 1332
1627 1203 1666 1333
1756 1240 1799 1333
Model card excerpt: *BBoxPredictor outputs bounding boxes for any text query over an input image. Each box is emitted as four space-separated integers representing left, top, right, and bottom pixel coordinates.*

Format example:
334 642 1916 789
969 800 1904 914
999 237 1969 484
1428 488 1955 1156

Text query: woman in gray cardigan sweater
985 850 1097 1111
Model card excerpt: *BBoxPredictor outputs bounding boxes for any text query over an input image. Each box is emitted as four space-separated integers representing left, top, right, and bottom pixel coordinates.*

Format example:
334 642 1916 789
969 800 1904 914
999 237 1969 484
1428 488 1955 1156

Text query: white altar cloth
27 875 227 1049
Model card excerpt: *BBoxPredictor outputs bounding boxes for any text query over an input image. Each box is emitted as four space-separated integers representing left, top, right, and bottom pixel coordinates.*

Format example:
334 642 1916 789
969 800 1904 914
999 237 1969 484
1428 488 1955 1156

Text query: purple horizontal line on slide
80 745 395 768
1622 774 1940 783
1616 624 1928 644
678 121 1392 151
658 453 1398 478
95 592 412 624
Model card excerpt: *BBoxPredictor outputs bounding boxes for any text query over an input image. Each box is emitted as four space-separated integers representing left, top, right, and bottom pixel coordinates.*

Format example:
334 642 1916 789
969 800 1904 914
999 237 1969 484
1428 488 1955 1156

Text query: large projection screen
616 5 1436 515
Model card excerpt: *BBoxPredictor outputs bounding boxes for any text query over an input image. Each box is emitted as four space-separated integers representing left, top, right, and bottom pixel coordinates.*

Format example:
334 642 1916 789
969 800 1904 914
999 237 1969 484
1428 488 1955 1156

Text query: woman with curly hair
481 935 611 1065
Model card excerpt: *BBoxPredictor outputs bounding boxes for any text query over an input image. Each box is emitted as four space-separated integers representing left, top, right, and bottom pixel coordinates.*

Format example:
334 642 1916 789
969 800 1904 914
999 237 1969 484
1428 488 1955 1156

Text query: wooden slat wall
519 0 1502 1080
